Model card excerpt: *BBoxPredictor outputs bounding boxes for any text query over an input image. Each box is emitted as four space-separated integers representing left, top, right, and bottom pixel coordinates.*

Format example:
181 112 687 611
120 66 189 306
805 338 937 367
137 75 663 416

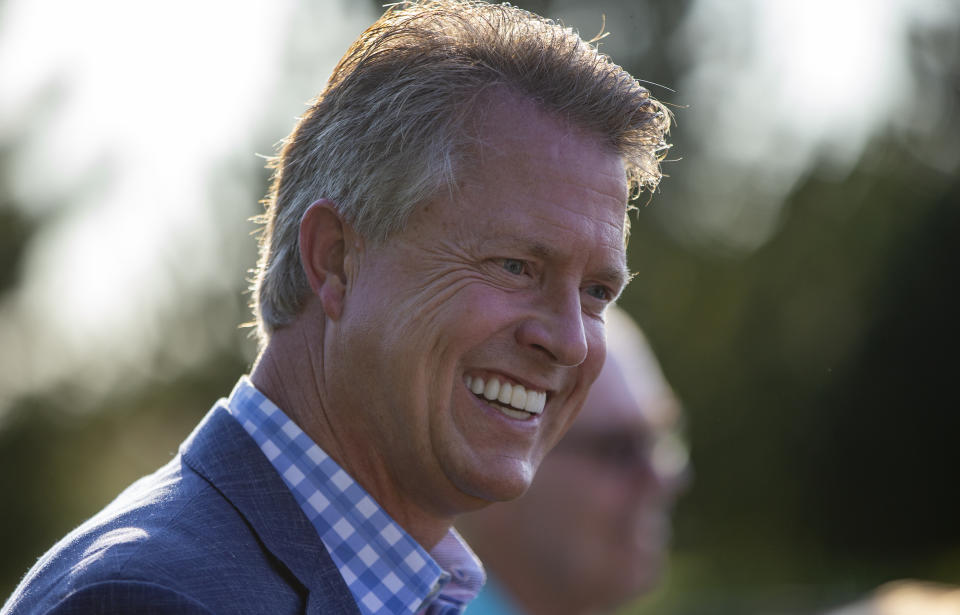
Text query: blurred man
2 1 671 614
459 306 689 615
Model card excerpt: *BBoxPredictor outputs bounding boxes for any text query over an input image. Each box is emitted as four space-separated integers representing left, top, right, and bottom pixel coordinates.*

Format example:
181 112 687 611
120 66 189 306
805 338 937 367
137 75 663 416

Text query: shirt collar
226 376 484 615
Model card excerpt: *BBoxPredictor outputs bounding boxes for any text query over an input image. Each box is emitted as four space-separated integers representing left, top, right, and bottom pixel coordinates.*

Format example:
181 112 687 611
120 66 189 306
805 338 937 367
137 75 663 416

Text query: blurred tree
0 132 49 297
0 203 33 295
804 174 960 566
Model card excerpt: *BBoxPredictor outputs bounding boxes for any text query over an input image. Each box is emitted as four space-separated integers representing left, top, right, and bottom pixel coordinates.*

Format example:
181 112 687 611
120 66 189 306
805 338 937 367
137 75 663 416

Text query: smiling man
2 2 670 614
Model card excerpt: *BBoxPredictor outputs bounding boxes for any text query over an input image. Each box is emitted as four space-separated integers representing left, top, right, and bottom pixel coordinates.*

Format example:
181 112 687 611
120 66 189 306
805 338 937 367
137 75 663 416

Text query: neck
251 321 334 457
250 310 455 550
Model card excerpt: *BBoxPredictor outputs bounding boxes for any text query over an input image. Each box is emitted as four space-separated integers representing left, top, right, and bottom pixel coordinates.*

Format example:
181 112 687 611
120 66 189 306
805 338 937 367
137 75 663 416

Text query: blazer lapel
180 404 360 615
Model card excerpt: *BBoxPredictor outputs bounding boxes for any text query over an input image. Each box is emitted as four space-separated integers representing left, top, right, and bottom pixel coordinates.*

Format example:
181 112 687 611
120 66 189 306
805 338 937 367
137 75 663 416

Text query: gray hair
251 0 672 343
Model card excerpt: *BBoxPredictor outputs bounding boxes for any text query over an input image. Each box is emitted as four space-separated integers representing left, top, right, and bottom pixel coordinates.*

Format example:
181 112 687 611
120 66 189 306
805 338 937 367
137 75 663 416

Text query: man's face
507 343 688 606
330 96 629 517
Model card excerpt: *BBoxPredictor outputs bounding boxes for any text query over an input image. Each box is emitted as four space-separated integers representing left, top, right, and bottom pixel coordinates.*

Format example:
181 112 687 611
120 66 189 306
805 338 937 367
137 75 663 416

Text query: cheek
348 270 457 359
390 280 500 360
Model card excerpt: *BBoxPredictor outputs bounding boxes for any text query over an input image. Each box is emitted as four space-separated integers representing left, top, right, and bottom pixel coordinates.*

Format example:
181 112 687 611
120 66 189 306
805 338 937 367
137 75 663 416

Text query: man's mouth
463 374 546 420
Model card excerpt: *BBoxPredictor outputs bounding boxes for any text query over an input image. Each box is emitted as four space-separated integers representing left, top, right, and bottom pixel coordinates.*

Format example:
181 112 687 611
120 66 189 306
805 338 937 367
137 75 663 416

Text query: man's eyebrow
599 264 635 293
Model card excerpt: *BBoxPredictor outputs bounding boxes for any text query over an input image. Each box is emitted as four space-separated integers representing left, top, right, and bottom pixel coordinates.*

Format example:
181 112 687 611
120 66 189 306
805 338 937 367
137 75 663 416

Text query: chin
452 456 536 505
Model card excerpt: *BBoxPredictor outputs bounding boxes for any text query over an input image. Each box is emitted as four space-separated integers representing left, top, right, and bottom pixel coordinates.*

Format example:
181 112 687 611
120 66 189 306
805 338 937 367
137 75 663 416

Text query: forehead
466 92 627 196
454 93 630 263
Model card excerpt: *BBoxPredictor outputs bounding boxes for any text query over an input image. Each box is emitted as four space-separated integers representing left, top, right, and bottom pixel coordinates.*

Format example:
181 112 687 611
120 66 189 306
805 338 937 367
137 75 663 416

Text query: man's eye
584 285 611 301
501 259 526 275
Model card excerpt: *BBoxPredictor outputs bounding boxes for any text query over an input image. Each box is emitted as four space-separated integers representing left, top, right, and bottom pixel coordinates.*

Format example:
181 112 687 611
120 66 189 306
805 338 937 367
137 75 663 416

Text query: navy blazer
2 404 360 615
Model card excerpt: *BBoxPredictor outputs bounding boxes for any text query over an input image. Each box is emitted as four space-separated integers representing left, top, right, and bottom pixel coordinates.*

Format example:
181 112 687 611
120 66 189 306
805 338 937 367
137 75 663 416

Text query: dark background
1 1 957 612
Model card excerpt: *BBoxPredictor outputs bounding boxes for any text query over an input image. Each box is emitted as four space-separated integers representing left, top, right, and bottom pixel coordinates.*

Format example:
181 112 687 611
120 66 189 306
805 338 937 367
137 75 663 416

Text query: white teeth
466 375 547 416
498 405 530 420
498 382 513 405
525 391 545 414
483 378 500 401
511 387 527 409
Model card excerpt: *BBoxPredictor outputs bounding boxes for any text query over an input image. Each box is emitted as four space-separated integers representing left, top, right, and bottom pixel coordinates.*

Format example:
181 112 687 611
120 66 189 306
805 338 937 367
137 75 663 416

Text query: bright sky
0 0 377 411
0 0 955 415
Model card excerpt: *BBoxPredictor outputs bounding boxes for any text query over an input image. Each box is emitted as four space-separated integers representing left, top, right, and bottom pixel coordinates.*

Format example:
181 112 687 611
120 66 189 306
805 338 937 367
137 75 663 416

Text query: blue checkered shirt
225 377 485 615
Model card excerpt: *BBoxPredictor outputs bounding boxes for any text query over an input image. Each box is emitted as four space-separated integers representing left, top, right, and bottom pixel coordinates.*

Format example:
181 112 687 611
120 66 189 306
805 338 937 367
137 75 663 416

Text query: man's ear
299 199 354 321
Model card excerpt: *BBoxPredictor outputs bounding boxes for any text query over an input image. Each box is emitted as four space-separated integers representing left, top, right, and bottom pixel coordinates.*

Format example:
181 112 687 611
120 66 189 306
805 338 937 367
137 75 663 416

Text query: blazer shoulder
5 438 307 614
44 580 215 615
4 404 356 615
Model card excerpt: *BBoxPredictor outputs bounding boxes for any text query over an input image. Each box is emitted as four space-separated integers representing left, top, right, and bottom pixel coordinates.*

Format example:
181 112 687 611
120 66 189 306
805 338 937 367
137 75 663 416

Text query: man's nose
515 289 590 366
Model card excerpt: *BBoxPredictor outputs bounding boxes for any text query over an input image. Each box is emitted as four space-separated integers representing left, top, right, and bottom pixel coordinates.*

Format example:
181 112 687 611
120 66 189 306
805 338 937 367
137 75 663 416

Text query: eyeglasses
552 429 690 481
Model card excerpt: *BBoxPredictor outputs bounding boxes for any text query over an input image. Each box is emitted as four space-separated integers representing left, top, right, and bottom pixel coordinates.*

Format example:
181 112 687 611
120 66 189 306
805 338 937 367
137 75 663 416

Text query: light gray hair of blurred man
458 306 690 615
